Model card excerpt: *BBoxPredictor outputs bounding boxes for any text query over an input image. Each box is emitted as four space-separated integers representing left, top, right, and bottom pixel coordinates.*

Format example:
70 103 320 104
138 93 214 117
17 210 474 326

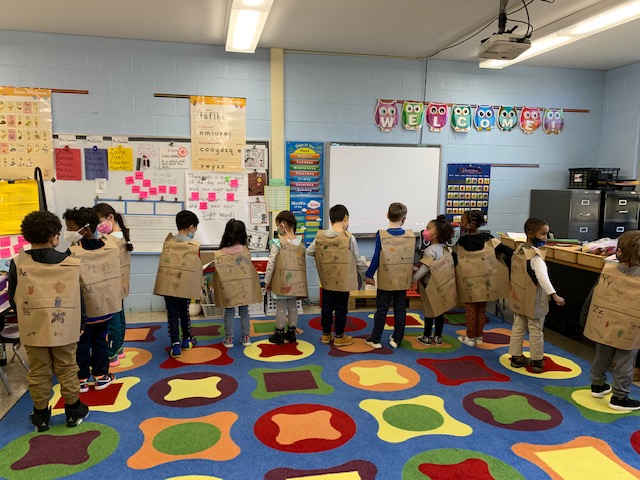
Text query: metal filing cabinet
530 190 600 241
599 190 639 238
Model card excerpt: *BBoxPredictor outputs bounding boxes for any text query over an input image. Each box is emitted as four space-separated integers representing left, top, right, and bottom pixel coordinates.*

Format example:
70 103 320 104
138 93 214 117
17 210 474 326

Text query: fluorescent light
479 0 640 69
225 0 273 53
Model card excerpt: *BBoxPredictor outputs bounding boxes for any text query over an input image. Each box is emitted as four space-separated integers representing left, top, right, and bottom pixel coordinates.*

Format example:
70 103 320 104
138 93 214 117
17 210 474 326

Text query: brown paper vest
153 234 202 300
14 252 82 347
105 233 131 299
70 241 122 318
314 230 358 292
510 245 549 319
584 263 640 350
212 246 262 308
271 238 308 298
454 238 510 303
377 230 415 291
417 249 458 318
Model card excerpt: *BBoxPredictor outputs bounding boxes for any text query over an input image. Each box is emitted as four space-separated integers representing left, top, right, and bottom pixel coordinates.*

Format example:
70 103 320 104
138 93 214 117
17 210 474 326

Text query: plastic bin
568 168 619 189
201 304 224 318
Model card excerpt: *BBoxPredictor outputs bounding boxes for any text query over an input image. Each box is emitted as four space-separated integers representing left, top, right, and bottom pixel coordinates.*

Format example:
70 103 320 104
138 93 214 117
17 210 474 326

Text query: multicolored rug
1 310 639 479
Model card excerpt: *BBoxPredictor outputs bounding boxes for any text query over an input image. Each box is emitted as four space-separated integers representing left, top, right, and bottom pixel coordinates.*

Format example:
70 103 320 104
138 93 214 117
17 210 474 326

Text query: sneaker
30 406 51 432
94 373 115 391
223 337 234 348
321 332 333 344
609 395 640 411
170 342 182 358
475 336 484 346
532 359 544 373
433 336 443 345
364 337 382 349
65 401 89 428
241 335 252 346
269 329 285 344
285 326 297 343
591 383 612 398
417 335 433 346
108 356 120 368
510 355 532 368
389 335 399 349
117 347 126 359
79 378 89 393
334 334 354 347
182 336 197 350
458 335 476 347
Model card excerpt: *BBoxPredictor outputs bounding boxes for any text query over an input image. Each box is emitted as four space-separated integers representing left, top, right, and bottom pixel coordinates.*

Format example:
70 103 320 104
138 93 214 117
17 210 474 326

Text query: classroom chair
0 309 29 394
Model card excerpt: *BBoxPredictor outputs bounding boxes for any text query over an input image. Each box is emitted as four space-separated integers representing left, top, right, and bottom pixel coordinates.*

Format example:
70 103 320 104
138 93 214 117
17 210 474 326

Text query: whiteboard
326 143 441 234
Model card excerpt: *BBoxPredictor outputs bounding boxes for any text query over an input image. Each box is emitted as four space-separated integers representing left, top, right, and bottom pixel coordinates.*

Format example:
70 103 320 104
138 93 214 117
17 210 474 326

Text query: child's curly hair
616 231 640 267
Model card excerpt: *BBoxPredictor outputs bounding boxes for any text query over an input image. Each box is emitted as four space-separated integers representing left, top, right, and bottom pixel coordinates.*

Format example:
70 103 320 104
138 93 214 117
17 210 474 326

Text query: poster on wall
445 164 491 223
0 87 54 180
190 96 246 172
290 195 323 247
286 141 323 194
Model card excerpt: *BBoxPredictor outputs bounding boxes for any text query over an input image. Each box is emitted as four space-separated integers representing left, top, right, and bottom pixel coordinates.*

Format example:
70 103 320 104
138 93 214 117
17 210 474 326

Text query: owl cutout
451 105 472 132
374 100 399 132
401 101 424 130
520 106 541 134
426 102 448 132
543 108 564 134
498 105 518 132
474 105 495 132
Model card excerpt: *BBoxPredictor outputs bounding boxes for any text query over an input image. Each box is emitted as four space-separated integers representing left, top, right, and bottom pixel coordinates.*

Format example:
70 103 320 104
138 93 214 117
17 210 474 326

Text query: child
8 210 89 431
508 217 564 373
414 215 455 346
94 202 133 367
364 202 415 349
584 230 640 411
64 207 121 392
454 209 512 347
307 204 368 347
214 219 262 348
265 211 308 344
153 210 200 358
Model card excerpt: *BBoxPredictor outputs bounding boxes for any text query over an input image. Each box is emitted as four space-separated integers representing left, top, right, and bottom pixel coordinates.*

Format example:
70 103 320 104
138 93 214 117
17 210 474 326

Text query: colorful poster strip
291 195 323 247
446 164 491 223
286 141 323 194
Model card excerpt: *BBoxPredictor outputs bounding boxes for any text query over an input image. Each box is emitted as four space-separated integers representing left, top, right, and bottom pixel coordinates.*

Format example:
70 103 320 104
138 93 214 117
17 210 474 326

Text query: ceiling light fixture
480 0 640 69
225 0 274 53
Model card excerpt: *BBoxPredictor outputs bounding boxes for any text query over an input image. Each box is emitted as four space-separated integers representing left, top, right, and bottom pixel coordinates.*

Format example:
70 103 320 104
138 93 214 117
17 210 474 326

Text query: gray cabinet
530 190 600 241
600 191 639 238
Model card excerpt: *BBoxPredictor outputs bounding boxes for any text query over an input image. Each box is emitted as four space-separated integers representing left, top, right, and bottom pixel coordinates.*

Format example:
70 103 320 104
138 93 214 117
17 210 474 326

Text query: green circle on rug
383 404 444 431
153 423 221 454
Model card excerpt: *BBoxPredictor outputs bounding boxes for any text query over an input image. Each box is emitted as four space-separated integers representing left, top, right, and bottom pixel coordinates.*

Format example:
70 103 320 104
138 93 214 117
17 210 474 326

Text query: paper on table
506 232 527 241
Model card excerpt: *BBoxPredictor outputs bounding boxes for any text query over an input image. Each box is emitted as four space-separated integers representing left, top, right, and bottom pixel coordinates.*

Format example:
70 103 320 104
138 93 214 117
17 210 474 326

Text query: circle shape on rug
254 403 356 453
148 372 238 407
383 404 444 431
463 389 563 431
244 339 315 363
153 423 221 454
339 360 420 392
110 347 152 373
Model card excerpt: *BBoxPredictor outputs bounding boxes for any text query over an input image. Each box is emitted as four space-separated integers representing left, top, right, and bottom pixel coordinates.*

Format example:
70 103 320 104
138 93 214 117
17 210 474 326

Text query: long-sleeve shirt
306 228 368 274
365 227 406 278
413 243 446 283
529 253 556 296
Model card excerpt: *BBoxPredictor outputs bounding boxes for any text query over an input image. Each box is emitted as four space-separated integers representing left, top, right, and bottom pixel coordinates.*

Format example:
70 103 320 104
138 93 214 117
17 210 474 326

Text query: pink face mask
422 229 432 243
97 221 112 235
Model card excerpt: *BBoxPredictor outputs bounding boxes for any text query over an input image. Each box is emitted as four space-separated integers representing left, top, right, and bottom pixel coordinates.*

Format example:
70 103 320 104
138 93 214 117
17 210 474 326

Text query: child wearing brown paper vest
153 210 201 358
584 230 640 411
414 215 456 346
508 217 564 373
213 219 262 348
64 207 121 393
8 210 89 431
307 204 368 347
454 209 512 347
265 211 307 344
364 202 415 349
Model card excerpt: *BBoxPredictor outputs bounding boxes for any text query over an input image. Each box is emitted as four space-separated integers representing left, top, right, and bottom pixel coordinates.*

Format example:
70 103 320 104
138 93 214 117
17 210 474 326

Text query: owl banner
401 101 424 130
543 108 564 134
426 102 448 132
374 99 399 132
474 105 495 132
520 106 541 134
497 105 518 132
451 105 472 133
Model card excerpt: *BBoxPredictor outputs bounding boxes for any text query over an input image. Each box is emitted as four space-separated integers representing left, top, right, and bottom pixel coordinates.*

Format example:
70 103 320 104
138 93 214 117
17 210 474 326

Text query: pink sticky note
207 192 217 201
132 185 141 194
17 235 26 244
0 248 10 258
149 187 158 196
199 202 208 210
190 192 200 201
139 191 148 199
226 192 235 202
143 179 151 188
230 179 239 188
158 185 167 194
135 171 144 180
0 237 10 247
169 186 178 195
125 176 135 185
13 244 23 254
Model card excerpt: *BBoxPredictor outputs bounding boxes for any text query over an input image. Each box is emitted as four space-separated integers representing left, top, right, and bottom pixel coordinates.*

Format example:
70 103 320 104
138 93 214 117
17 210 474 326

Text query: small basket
201 304 224 318
569 168 619 189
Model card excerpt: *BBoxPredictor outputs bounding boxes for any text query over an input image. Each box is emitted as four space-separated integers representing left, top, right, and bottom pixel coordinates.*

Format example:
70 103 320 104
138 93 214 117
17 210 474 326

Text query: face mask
111 231 124 239
532 238 546 248
422 229 432 243
97 221 112 235
277 227 286 236
64 230 83 244
187 231 195 239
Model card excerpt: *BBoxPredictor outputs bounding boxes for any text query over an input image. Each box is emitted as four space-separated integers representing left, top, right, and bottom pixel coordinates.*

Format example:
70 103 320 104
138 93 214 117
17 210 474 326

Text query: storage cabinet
530 190 600 241
599 191 639 238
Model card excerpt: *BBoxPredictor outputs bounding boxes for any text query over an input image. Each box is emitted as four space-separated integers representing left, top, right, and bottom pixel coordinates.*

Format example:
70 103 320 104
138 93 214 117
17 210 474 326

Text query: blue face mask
532 238 546 248
187 231 195 239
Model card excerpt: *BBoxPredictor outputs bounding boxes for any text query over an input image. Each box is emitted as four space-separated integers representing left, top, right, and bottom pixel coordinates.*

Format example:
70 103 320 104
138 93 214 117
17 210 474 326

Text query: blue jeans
224 305 250 339
165 296 191 344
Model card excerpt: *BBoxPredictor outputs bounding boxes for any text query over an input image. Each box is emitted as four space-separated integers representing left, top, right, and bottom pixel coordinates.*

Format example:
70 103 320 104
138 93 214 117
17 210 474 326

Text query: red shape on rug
11 431 100 470
522 355 571 374
417 356 510 386
384 315 421 327
480 331 510 345
264 370 318 392
631 430 640 455
191 324 222 337
265 460 377 480
54 383 122 409
307 316 367 332
418 458 493 480
258 342 304 357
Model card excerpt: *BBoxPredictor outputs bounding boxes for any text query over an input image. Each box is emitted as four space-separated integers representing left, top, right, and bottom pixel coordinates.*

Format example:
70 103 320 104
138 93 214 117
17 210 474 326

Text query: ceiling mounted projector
478 33 531 60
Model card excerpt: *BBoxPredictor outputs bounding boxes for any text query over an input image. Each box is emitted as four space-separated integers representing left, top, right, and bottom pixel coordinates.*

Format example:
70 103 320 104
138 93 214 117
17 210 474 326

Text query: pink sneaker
109 358 120 367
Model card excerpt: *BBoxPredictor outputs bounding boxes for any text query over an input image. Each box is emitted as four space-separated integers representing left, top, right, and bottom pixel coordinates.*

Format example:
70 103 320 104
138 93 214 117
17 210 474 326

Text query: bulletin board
326 143 441 234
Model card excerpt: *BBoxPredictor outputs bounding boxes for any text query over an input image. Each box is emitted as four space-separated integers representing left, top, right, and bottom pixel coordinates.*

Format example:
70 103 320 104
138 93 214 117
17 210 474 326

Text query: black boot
268 328 285 344
65 400 89 428
30 406 51 432
285 326 297 343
